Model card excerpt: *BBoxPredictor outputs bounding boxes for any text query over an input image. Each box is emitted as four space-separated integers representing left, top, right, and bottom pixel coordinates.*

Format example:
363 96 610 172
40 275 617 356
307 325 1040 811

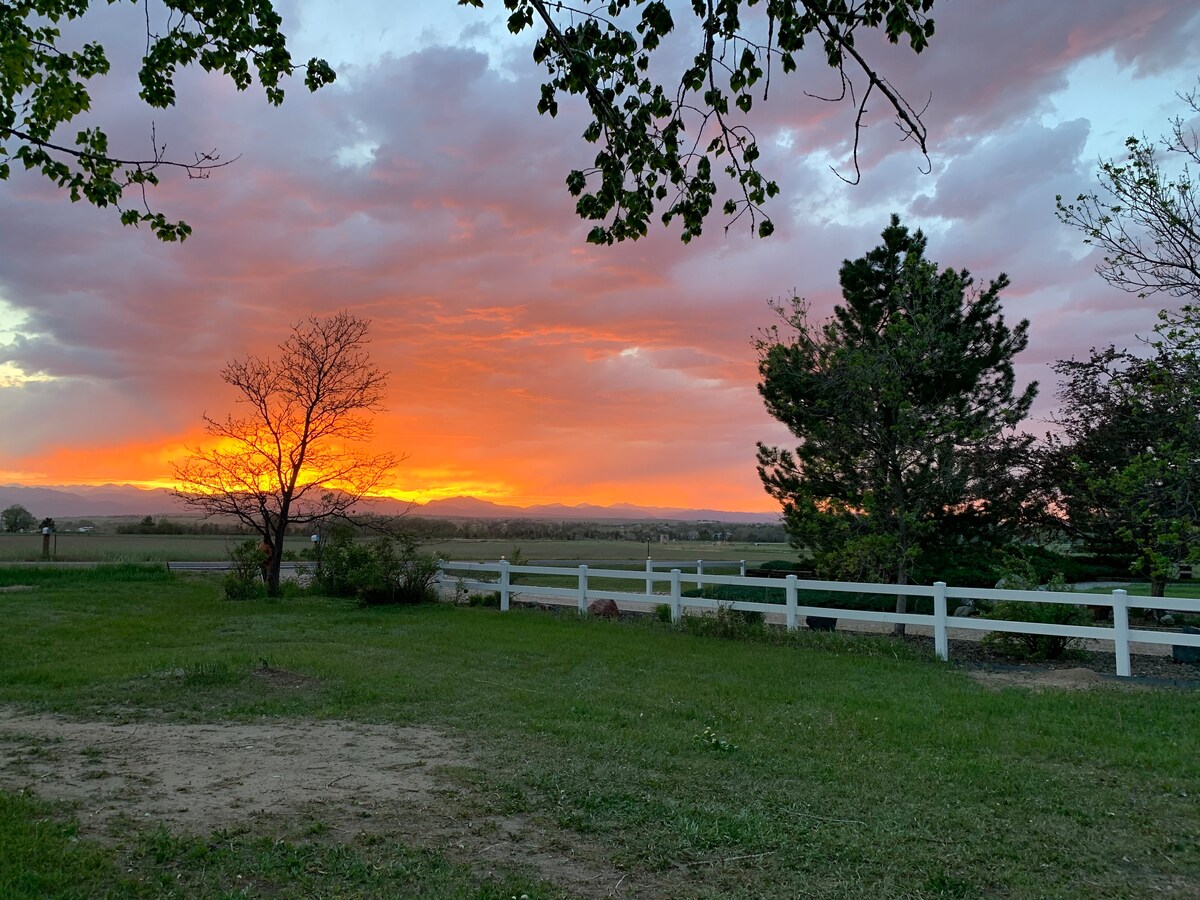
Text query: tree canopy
470 0 937 243
1056 79 1199 303
756 216 1036 625
1 0 335 241
1053 85 1200 595
3 0 937 242
1040 343 1200 596
173 311 399 594
1 504 36 532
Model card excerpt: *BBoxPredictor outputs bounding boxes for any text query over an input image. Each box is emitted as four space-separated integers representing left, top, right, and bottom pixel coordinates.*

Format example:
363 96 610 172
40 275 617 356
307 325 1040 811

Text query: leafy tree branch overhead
464 0 936 244
1056 79 1200 303
0 0 336 241
3 0 937 243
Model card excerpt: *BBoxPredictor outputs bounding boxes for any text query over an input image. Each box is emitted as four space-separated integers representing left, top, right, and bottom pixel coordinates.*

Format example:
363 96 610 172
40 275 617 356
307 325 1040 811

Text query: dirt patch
251 663 320 688
0 711 464 835
0 709 645 897
967 667 1119 691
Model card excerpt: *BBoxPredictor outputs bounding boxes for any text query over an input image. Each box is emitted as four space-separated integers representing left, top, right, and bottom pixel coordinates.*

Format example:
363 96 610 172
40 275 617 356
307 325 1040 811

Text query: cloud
0 0 1195 511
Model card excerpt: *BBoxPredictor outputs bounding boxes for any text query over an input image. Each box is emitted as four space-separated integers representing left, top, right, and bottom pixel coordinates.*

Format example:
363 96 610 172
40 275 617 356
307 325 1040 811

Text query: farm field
421 538 793 564
1 566 1198 898
0 532 795 566
0 532 319 563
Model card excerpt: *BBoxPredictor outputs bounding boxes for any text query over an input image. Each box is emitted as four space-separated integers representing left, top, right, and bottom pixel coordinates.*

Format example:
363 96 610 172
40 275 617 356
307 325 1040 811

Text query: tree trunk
893 562 908 637
264 531 286 597
1150 576 1167 598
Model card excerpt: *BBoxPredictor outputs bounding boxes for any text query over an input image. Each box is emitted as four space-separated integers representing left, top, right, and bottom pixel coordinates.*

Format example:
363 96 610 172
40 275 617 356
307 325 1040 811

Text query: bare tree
174 312 399 594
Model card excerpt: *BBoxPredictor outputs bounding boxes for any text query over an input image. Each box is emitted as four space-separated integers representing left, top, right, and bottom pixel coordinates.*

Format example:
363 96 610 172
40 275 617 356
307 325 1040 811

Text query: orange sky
0 0 1194 513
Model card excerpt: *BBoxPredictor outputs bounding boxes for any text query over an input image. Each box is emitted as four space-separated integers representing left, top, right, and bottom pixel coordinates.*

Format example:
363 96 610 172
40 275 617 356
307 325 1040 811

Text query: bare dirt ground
966 666 1116 691
0 704 650 898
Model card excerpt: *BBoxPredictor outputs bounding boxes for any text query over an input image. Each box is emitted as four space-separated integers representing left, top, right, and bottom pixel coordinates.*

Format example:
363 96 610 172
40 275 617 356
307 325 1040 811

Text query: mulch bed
904 634 1200 686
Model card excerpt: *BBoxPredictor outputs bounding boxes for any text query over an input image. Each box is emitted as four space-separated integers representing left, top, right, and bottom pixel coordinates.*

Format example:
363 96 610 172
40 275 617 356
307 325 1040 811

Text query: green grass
0 791 546 898
1121 582 1200 600
0 532 317 563
2 568 1199 897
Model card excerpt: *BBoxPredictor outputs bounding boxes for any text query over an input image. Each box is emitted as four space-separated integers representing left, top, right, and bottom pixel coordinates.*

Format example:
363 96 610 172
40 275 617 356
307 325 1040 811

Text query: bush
654 603 673 623
223 540 266 601
312 529 441 605
980 563 1092 660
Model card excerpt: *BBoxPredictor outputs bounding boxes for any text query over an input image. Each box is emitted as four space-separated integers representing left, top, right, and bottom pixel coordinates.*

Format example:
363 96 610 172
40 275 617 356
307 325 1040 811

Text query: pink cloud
1 0 1196 511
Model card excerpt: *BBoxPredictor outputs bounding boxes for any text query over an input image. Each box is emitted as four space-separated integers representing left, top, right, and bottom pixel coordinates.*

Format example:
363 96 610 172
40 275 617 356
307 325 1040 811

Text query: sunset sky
1 0 1199 513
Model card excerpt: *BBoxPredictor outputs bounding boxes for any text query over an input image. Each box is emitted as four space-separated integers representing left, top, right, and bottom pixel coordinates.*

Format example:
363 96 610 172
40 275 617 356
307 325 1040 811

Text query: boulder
587 598 620 619
953 604 976 618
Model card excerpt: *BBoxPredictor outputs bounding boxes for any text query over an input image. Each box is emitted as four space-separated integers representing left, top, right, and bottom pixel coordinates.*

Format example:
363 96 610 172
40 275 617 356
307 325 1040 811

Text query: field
2 566 1198 898
0 532 794 565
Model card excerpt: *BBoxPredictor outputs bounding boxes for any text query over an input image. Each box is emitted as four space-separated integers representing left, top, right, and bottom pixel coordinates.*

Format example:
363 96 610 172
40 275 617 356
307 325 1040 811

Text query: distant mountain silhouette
0 484 779 523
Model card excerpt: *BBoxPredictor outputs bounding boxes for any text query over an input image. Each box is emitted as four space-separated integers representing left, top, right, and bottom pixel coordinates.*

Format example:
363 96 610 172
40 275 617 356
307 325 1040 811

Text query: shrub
223 540 267 601
654 603 673 624
312 529 441 605
980 562 1092 660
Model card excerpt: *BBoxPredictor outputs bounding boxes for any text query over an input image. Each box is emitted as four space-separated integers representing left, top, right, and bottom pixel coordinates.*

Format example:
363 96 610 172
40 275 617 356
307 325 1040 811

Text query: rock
587 598 620 619
806 615 837 632
1160 614 1176 627
953 604 976 618
1172 626 1200 666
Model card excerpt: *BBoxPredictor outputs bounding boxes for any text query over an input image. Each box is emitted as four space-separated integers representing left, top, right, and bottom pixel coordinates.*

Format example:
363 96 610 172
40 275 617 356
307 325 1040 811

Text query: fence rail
439 560 1200 678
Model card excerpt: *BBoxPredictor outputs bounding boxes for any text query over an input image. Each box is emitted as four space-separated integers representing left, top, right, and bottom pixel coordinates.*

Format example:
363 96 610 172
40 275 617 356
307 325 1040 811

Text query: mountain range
0 484 780 524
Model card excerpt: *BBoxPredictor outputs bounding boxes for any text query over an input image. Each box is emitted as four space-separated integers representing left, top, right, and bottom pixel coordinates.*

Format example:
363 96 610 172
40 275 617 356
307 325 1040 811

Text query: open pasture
0 532 794 567
2 566 1198 898
0 532 315 563
420 537 793 564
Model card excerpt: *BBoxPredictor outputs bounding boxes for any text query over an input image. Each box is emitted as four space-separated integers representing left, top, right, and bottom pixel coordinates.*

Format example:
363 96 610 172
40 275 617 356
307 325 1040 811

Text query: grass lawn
2 565 1198 898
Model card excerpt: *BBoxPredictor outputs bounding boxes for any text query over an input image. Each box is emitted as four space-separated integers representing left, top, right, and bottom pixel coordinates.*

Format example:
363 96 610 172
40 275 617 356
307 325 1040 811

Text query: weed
695 726 738 752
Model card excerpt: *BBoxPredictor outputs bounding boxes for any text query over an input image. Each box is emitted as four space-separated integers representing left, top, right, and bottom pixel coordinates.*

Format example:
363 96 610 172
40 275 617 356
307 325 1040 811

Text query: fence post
696 559 704 590
499 558 510 612
646 557 653 598
670 569 682 623
933 581 948 662
578 564 589 615
740 559 746 577
785 574 798 631
1112 589 1131 677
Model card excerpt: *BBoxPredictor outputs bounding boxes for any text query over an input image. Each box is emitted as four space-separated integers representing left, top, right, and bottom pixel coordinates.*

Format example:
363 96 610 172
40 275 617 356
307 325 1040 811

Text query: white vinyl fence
439 560 1200 678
